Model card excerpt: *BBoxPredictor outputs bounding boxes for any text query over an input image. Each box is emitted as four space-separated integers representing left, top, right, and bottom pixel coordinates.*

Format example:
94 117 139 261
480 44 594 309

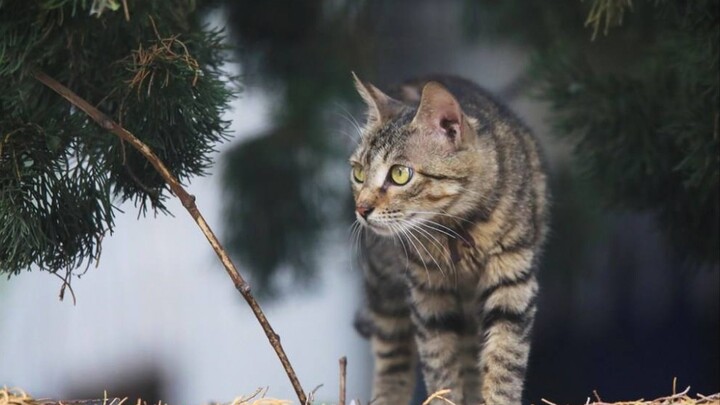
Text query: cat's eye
389 165 413 185
352 165 366 183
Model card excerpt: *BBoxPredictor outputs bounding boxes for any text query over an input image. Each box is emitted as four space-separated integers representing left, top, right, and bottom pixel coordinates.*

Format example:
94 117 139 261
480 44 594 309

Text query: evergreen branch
32 69 308 405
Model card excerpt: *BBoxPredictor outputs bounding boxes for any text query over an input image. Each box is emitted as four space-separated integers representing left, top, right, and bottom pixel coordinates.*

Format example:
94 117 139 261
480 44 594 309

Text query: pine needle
584 0 633 40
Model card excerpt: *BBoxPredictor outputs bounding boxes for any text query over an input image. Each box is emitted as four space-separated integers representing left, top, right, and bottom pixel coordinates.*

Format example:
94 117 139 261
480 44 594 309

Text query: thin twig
422 389 456 405
121 0 129 21
33 69 308 405
306 384 324 405
339 356 347 405
52 269 77 305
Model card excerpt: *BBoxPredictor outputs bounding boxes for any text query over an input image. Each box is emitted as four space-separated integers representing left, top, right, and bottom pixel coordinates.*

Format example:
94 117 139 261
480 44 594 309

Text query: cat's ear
352 72 403 127
411 81 467 148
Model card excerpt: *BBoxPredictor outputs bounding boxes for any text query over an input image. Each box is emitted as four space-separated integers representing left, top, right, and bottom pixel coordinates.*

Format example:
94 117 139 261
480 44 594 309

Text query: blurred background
1 0 718 404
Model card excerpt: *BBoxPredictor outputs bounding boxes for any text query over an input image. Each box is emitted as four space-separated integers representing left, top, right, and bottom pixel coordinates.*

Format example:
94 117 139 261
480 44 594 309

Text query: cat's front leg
368 314 417 405
477 249 538 405
459 320 482 404
361 263 417 405
407 270 466 405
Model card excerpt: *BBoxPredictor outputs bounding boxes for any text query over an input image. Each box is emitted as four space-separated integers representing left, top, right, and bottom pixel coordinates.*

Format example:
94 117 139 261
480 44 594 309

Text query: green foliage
221 126 325 295
0 0 236 276
218 0 369 296
465 0 719 263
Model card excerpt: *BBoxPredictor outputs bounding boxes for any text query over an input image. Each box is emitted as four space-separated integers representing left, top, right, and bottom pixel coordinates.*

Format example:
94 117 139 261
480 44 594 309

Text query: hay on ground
2 385 719 405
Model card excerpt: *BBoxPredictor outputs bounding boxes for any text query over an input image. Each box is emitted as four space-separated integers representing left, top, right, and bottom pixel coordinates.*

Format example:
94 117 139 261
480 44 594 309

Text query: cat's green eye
390 165 413 185
352 165 366 183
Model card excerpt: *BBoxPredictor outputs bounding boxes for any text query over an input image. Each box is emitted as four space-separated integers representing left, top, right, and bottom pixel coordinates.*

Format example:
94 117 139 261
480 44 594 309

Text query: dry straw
227 387 291 405
0 387 290 405
0 387 32 405
538 380 720 405
2 385 718 405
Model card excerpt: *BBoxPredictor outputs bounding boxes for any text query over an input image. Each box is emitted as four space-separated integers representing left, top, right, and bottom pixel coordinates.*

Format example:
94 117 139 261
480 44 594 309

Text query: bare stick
339 356 347 405
33 69 308 405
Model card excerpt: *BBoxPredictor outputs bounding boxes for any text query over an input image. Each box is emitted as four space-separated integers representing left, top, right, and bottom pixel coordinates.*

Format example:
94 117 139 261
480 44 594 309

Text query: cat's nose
356 204 375 219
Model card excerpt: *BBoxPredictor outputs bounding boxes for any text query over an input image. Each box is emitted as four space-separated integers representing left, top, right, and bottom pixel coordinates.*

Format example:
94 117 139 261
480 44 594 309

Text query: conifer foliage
466 0 719 263
542 0 719 264
0 1 235 276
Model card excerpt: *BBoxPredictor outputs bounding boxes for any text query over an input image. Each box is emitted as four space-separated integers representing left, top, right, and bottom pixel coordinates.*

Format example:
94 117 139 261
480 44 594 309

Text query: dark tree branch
33 69 308 405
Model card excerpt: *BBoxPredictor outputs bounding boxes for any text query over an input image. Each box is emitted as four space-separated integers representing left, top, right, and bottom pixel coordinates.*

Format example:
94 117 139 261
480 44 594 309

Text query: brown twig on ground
32 70 308 405
339 356 347 405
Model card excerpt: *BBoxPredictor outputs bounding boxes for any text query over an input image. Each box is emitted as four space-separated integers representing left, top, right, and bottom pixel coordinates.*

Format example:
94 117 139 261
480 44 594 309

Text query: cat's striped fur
349 74 549 405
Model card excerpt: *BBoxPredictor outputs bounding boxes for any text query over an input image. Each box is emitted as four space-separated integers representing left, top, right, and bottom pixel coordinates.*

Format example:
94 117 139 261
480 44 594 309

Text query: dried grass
2 385 718 405
0 387 290 405
0 387 33 405
226 387 291 405
537 381 720 405
125 16 201 98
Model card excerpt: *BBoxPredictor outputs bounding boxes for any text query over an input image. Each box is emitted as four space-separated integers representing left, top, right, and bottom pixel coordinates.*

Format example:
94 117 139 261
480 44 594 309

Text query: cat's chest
398 234 487 284
362 231 492 286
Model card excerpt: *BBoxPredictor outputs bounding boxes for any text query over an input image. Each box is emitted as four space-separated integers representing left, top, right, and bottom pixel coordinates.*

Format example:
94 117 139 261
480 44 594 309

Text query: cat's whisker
408 221 457 267
412 217 472 247
412 218 463 240
348 220 359 236
332 104 364 146
402 221 446 277
395 221 431 284
405 210 475 225
357 224 366 256
349 221 362 272
334 102 365 133
348 221 358 253
350 220 362 244
352 221 367 267
405 210 474 246
338 128 362 147
387 222 410 268
414 220 457 239
401 218 448 255
401 219 454 276
414 225 464 275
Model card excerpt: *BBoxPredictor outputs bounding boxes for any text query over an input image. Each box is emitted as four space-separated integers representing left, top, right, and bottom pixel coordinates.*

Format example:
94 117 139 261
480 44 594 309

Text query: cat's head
349 73 492 236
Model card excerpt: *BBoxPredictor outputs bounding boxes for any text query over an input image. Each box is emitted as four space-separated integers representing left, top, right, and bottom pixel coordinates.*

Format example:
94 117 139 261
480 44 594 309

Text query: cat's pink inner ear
352 72 403 127
412 81 464 144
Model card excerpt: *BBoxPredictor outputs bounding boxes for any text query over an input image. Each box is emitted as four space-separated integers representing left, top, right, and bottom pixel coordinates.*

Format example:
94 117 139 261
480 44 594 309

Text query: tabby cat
349 73 549 405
